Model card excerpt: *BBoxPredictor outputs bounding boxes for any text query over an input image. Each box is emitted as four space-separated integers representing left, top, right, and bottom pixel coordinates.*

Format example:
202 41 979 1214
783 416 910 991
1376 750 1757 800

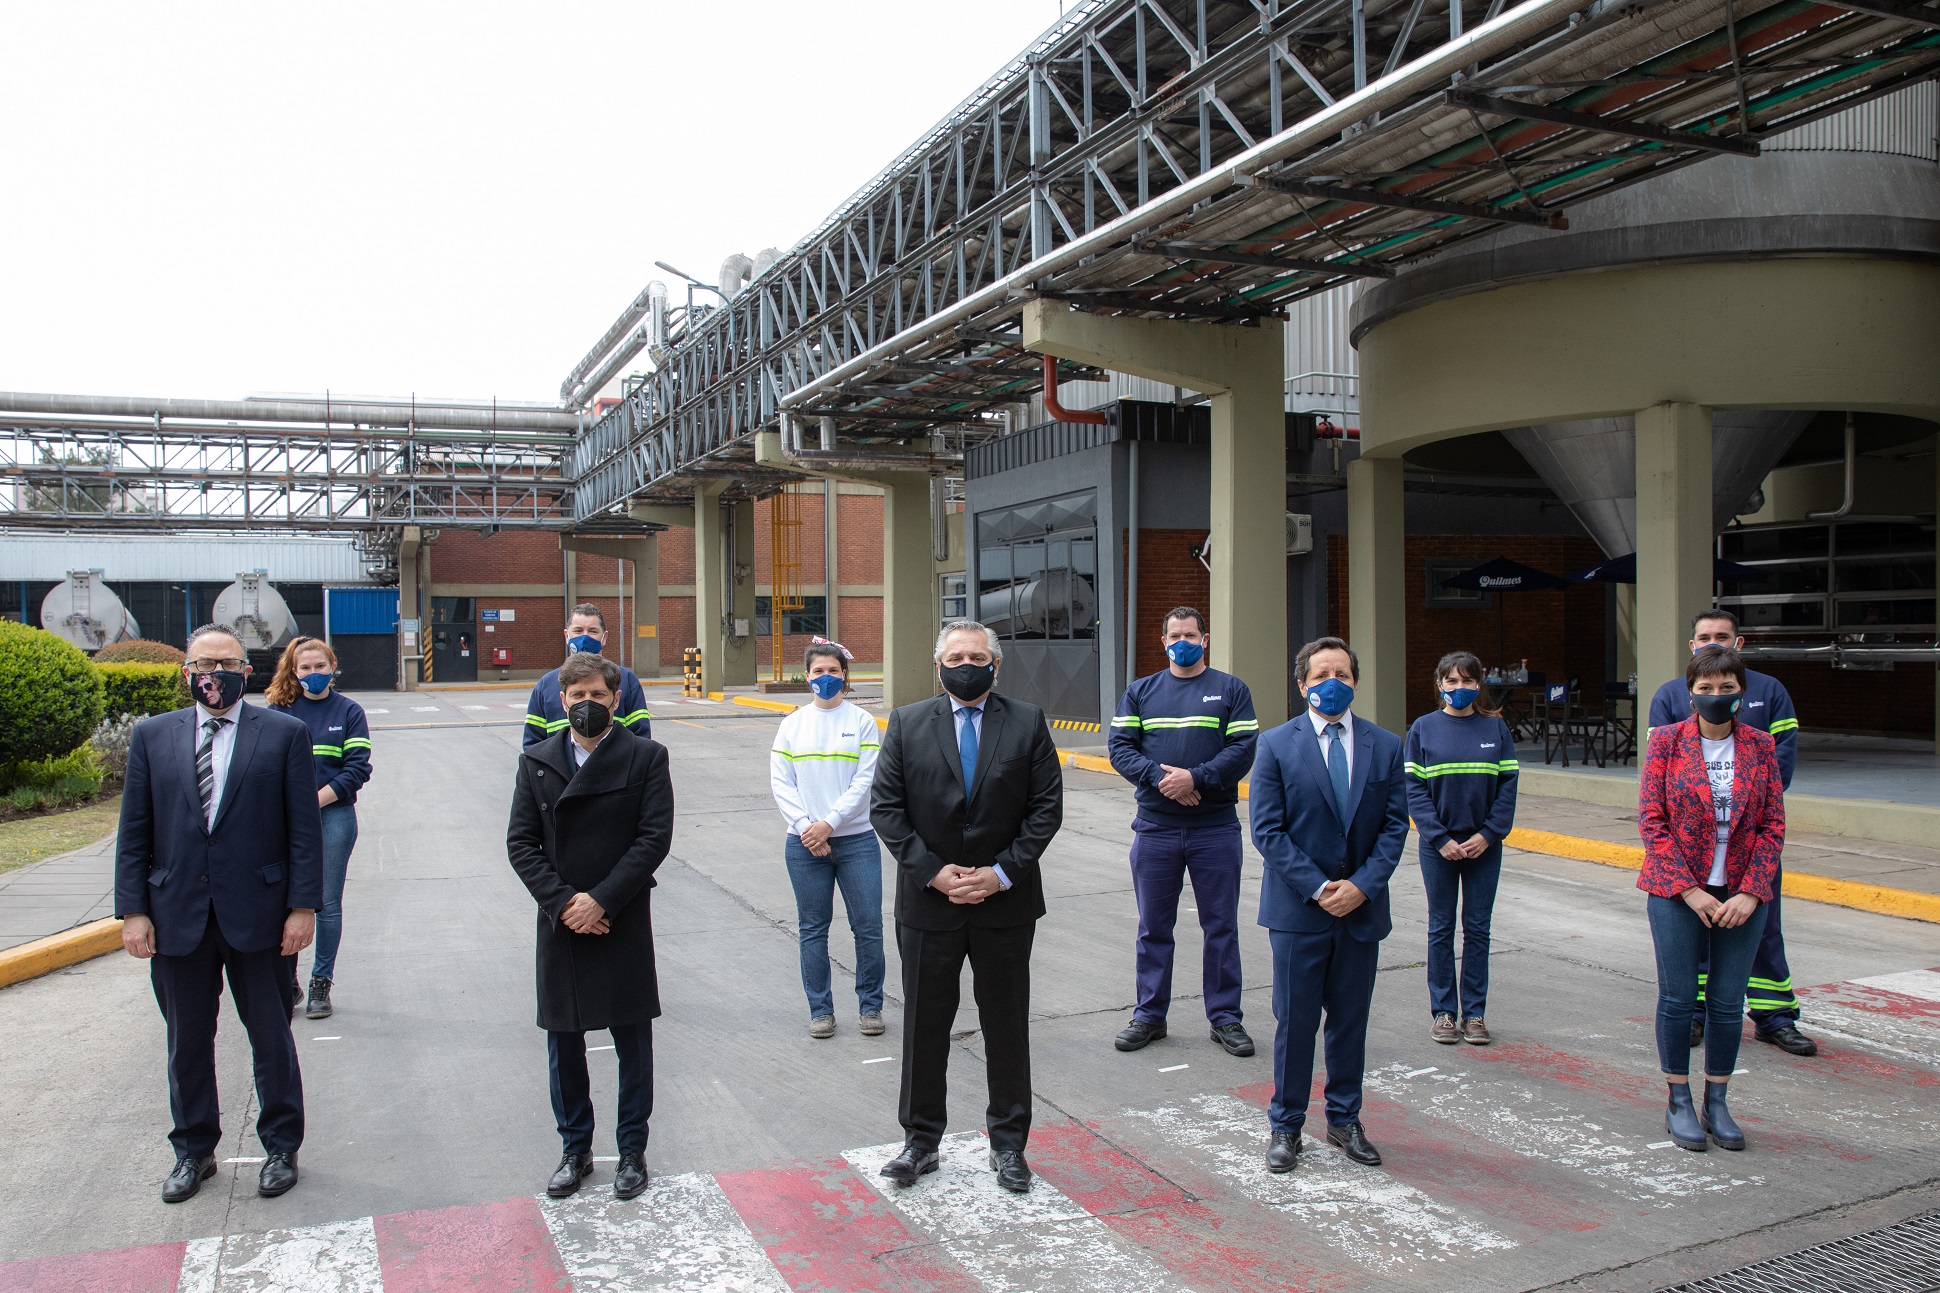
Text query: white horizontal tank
210 571 300 651
40 569 141 651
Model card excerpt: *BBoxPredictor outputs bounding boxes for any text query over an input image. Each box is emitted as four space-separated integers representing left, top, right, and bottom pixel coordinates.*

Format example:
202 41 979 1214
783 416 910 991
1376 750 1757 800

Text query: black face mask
939 661 996 702
189 668 247 711
1691 693 1741 725
568 699 612 738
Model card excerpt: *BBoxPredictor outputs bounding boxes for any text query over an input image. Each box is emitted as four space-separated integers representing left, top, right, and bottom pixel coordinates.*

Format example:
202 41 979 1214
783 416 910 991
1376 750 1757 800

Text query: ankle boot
1665 1082 1707 1152
1700 1081 1746 1150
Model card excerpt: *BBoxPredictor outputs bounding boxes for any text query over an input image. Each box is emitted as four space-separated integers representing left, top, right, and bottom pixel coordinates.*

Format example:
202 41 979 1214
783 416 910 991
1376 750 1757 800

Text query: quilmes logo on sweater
328 725 344 732
1479 742 1496 749
1202 695 1222 704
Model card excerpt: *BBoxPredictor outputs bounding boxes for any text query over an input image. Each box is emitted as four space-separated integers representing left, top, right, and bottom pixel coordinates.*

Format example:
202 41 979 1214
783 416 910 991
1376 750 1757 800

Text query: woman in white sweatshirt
769 639 885 1039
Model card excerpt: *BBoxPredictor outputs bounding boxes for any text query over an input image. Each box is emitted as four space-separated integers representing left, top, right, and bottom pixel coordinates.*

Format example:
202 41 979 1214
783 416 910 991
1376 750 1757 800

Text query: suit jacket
870 691 1063 931
1248 713 1409 942
506 725 674 1031
1636 717 1783 903
113 703 325 958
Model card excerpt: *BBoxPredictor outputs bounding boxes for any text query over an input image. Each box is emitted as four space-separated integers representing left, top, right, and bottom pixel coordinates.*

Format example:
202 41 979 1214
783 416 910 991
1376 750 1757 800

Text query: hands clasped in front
1436 833 1492 862
561 892 610 934
930 864 1004 904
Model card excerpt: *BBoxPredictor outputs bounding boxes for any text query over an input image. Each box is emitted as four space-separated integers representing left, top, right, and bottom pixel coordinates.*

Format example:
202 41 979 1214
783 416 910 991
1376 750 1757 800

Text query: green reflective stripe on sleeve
1138 716 1223 729
544 718 571 732
773 750 863 763
1768 718 1799 735
1746 976 1794 992
342 737 372 750
1497 759 1519 771
1110 715 1143 728
859 740 881 751
1746 995 1798 1010
1407 760 1516 778
1225 719 1260 734
524 714 549 728
618 709 651 726
312 744 343 757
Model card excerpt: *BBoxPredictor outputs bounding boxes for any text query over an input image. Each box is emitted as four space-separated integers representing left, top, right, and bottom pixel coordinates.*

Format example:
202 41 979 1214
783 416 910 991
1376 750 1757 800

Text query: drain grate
1656 1211 1940 1293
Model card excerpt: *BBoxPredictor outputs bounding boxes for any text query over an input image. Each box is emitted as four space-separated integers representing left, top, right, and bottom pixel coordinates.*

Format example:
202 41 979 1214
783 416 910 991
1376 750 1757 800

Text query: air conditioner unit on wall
1286 513 1313 556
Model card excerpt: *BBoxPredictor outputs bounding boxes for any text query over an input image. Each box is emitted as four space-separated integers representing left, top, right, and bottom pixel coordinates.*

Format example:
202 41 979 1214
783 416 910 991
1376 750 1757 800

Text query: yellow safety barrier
0 918 126 990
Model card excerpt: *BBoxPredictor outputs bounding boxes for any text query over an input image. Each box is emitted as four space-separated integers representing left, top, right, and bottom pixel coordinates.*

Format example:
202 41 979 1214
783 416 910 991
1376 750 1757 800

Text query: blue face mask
1441 686 1478 711
1692 641 1729 655
1306 677 1354 716
808 673 845 701
1165 640 1205 668
299 671 333 696
567 633 603 656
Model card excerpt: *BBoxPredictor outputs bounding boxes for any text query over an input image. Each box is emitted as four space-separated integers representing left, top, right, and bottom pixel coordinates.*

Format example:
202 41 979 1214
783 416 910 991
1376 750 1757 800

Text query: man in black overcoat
507 652 674 1200
870 619 1063 1193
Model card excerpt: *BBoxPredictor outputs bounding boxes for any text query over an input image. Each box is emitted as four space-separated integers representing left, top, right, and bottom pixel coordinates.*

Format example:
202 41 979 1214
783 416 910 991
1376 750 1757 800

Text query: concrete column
1023 299 1289 725
1635 401 1713 706
396 525 421 691
726 499 757 686
881 472 938 711
1346 456 1407 734
1614 583 1637 684
563 533 663 678
824 477 840 645
692 486 756 692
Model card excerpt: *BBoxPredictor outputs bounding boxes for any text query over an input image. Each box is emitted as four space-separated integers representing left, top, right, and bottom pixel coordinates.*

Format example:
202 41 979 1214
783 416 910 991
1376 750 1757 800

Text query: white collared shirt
568 724 612 769
1307 704 1354 783
195 703 241 829
948 696 1010 891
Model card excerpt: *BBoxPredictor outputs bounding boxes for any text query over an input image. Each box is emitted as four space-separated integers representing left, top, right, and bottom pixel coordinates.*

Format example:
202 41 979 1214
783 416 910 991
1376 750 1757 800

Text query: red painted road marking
1462 1041 1658 1108
373 1195 571 1293
0 1241 185 1293
716 1160 981 1293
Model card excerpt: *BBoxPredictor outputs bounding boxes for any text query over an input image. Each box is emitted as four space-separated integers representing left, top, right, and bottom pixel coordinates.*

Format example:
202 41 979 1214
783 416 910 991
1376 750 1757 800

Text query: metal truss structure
570 0 1940 520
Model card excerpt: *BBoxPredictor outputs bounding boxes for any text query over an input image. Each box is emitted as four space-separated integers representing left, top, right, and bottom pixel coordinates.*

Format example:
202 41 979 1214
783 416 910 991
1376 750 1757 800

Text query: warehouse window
754 595 827 636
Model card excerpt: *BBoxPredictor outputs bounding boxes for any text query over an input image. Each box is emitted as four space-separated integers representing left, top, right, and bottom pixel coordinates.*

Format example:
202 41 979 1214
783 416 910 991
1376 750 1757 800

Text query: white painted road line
862 1056 895 1063
461 704 490 710
1852 969 1940 1003
364 708 389 714
411 706 439 712
1122 1090 1515 1271
177 1217 382 1293
1159 1063 1189 1072
846 1132 1185 1292
541 1171 788 1292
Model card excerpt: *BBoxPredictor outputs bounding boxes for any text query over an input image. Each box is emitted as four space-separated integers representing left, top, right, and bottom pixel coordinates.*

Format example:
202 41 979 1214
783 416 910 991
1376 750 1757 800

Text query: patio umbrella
1435 557 1572 670
1565 553 1761 583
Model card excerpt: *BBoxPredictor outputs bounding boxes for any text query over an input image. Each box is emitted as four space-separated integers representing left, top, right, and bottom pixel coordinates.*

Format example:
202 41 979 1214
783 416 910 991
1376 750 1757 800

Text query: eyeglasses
185 658 246 673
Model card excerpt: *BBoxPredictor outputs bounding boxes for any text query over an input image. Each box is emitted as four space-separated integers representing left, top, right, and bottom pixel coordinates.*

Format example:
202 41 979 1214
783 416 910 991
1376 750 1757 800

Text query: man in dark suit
507 652 674 1202
870 620 1063 1193
1247 636 1408 1173
114 625 323 1203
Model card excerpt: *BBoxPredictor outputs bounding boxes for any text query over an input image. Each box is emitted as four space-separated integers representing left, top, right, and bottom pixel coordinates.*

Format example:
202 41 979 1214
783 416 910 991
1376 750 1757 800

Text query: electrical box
491 647 511 666
1285 513 1314 556
732 618 751 638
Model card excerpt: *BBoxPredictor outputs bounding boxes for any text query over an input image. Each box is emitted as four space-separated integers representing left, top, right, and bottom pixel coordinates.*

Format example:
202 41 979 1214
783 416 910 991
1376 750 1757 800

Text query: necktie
1325 722 1350 824
197 716 228 825
958 706 980 794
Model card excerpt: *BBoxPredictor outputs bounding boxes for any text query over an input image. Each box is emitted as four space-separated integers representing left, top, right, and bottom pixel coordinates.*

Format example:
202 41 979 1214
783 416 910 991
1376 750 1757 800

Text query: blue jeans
1647 891 1769 1078
308 803 357 983
784 831 885 1018
1419 842 1502 1019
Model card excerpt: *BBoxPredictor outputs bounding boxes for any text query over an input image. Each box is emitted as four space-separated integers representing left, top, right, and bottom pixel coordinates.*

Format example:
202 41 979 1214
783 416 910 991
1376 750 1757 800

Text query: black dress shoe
879 1144 939 1184
162 1155 216 1203
1265 1132 1302 1173
1210 1022 1256 1057
1326 1121 1382 1166
1758 1024 1819 1056
990 1148 1032 1193
614 1152 649 1199
547 1151 594 1198
257 1151 299 1198
1114 1018 1166 1051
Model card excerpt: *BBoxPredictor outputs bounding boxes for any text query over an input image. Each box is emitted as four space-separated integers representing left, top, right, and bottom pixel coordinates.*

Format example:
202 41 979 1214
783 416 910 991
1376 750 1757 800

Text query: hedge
94 638 186 665
97 661 191 719
0 620 105 767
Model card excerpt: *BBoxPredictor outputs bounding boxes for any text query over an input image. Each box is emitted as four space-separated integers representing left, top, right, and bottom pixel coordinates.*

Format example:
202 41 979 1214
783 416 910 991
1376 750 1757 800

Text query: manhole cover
1656 1210 1940 1292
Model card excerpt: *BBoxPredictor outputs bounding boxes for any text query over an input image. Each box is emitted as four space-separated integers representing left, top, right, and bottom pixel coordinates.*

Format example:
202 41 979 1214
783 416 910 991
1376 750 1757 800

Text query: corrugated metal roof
0 534 378 583
1765 81 1938 162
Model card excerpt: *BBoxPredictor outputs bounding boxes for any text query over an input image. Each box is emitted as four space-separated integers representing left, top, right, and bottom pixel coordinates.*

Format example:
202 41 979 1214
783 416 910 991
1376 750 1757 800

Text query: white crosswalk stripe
1121 1090 1514 1271
539 1171 788 1292
845 1133 1187 1293
1854 969 1940 1003
176 1217 381 1293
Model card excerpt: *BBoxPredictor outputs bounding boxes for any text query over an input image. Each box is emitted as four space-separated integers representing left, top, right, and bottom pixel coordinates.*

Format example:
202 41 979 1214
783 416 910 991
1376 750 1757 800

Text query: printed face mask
568 699 612 738
1305 676 1354 716
939 661 996 702
300 672 333 696
1691 693 1742 724
190 669 246 711
567 634 603 656
1441 686 1479 711
1165 640 1205 667
809 673 845 700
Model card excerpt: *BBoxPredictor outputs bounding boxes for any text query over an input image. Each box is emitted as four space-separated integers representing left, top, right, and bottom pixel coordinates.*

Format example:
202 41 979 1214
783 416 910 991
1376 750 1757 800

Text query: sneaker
1461 1017 1492 1045
1431 1013 1460 1044
859 1012 886 1036
304 976 334 1020
808 1015 836 1039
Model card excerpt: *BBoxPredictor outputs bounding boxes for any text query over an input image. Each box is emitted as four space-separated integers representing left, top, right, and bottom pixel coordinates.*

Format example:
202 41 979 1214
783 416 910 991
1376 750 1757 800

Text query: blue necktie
1326 722 1351 824
958 706 980 794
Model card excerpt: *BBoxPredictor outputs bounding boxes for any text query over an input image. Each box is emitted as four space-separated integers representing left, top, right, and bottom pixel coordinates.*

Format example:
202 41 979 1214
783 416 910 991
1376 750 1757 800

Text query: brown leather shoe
808 1015 836 1039
1431 1013 1460 1044
1461 1017 1492 1045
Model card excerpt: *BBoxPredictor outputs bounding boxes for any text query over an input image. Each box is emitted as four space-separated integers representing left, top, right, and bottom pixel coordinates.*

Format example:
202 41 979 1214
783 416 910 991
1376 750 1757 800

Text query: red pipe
1042 355 1109 425
1314 417 1360 440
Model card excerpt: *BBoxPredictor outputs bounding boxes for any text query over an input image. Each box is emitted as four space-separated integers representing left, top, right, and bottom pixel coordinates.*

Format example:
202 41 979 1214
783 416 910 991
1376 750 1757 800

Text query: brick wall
1758 661 1935 737
660 528 695 583
432 529 562 584
1328 533 1609 723
838 596 884 664
838 493 883 584
1125 528 1212 678
752 490 829 583
472 596 567 672
658 596 696 669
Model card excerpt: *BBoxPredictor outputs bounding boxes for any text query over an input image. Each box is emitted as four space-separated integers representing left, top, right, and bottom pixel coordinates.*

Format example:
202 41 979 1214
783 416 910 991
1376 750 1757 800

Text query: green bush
96 661 190 719
0 745 104 804
94 638 186 665
0 621 104 768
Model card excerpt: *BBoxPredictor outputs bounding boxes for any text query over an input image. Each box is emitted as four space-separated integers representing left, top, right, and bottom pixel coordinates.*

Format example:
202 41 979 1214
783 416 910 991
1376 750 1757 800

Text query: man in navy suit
1247 636 1408 1172
114 625 324 1203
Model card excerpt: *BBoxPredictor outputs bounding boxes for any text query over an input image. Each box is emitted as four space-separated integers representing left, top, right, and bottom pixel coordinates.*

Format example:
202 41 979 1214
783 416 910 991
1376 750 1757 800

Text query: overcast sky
0 2 1069 404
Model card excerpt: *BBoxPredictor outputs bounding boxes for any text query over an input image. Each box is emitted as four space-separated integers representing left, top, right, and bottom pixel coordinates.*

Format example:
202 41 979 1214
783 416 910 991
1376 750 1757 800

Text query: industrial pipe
568 325 653 410
1807 412 1858 520
1041 355 1109 425
0 391 578 433
560 286 657 401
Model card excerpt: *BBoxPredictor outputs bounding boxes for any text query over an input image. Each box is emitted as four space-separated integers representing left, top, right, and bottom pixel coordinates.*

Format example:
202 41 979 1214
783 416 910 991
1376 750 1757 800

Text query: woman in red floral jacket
1638 647 1784 1154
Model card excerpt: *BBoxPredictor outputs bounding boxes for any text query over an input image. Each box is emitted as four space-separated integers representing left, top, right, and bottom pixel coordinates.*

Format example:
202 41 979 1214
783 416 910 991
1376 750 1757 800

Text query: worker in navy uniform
523 602 652 748
113 625 323 1204
1107 606 1260 1058
1648 608 1815 1057
870 621 1064 1195
507 651 674 1201
1247 637 1408 1173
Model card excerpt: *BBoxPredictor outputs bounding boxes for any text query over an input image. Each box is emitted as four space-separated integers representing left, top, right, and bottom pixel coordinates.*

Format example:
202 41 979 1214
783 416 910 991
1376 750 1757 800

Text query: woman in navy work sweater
267 637 373 1020
1404 651 1518 1045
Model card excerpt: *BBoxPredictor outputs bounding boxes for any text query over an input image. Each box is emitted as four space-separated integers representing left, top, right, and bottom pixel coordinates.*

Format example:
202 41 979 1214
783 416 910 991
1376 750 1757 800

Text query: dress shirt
1306 703 1354 901
568 724 612 769
196 703 241 831
951 698 1011 891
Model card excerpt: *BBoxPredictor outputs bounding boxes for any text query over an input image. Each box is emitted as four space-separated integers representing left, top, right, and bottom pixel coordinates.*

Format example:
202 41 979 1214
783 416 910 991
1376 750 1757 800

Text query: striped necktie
197 716 228 825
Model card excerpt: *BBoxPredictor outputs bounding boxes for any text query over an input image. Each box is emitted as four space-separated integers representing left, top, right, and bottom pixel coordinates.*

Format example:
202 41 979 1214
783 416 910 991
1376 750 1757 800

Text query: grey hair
934 619 1002 663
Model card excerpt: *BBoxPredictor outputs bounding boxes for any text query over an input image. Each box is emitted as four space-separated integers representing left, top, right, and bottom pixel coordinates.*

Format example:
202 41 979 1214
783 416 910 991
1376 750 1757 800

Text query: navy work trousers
1267 923 1379 1135
1129 818 1244 1026
549 1022 654 1156
1418 841 1502 1020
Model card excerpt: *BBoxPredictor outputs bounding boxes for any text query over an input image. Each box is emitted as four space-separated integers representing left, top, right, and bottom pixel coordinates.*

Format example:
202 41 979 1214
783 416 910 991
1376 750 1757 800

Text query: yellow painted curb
1059 751 1117 776
0 918 125 990
732 695 800 716
1506 827 1644 870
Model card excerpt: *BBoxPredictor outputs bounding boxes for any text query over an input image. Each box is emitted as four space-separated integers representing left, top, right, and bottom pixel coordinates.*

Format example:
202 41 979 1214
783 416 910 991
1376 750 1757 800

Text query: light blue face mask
299 671 333 697
1306 676 1354 716
1441 686 1479 711
1165 639 1205 667
567 633 603 656
809 673 845 700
